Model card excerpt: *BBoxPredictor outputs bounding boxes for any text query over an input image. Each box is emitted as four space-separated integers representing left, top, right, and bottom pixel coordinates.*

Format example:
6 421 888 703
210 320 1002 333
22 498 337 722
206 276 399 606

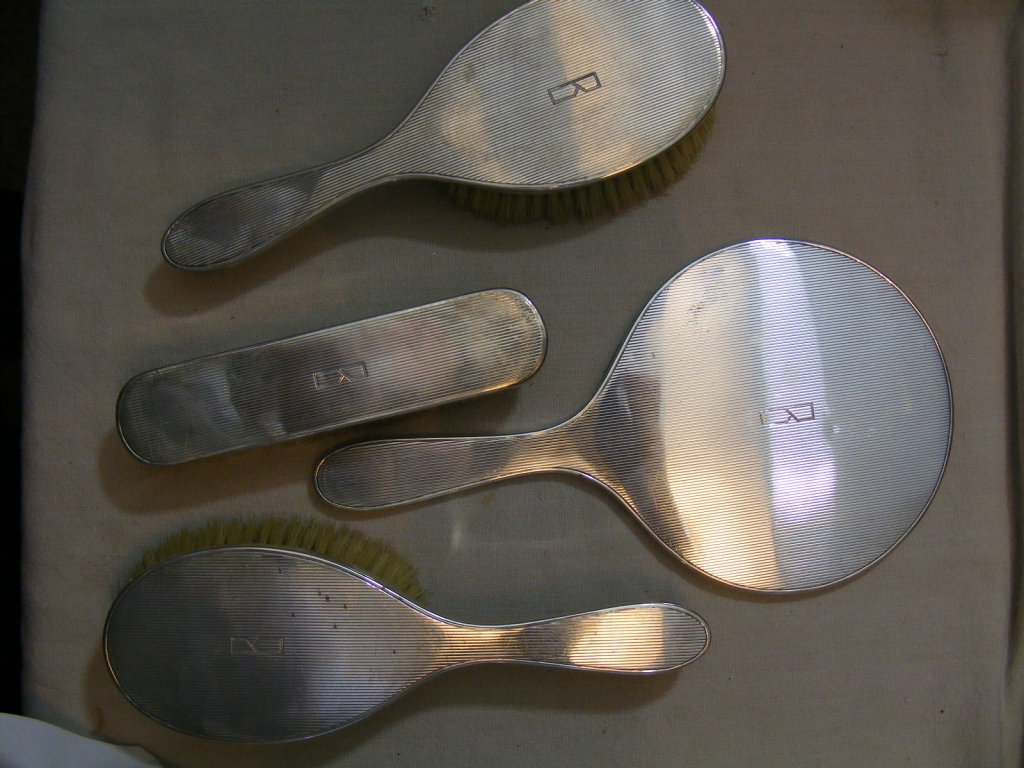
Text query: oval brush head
442 108 715 223
161 0 724 270
107 545 708 741
129 517 423 602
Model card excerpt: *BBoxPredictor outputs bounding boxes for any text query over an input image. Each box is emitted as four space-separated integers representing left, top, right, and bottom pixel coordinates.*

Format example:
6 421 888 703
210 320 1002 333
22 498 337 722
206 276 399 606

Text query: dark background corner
2 0 41 717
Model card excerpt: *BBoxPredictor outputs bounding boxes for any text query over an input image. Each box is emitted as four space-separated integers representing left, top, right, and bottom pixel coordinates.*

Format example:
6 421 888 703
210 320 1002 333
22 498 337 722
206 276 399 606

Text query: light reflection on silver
755 242 836 585
117 289 546 465
104 548 709 742
757 241 835 526
317 240 952 593
161 0 725 270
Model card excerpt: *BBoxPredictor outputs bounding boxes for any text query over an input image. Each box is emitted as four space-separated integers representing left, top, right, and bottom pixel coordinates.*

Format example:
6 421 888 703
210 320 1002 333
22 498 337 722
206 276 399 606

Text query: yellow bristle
128 518 425 602
443 109 714 224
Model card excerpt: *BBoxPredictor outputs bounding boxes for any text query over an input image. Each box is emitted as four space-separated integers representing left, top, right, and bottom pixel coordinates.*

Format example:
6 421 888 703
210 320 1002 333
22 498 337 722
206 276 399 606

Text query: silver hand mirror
105 547 708 742
317 240 952 593
162 0 724 270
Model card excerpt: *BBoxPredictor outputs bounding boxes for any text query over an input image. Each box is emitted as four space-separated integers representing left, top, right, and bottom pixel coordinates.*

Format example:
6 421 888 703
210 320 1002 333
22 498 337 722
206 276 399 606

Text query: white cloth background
0 715 162 768
22 1 1018 765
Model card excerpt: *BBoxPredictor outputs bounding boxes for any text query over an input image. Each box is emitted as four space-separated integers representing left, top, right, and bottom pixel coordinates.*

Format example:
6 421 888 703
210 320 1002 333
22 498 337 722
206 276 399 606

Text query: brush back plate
104 548 446 742
117 289 545 464
393 0 725 187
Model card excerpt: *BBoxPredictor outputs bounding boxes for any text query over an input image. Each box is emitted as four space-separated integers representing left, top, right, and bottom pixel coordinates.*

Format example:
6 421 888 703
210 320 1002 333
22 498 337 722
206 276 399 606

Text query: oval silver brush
162 0 725 270
105 547 709 742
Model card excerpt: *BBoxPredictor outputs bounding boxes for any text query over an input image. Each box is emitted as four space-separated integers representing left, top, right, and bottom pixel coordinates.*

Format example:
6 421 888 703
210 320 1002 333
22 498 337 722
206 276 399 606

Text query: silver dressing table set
101 0 951 744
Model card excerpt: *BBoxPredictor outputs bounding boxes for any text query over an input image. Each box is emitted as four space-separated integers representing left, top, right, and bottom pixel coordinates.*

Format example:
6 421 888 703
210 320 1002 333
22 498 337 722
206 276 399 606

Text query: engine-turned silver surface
117 289 546 465
104 547 709 742
317 240 952 592
161 0 724 270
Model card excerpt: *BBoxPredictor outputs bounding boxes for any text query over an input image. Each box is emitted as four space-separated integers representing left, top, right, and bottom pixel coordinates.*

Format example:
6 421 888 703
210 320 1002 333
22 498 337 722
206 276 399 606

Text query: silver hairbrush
105 547 709 742
118 289 546 464
162 0 724 270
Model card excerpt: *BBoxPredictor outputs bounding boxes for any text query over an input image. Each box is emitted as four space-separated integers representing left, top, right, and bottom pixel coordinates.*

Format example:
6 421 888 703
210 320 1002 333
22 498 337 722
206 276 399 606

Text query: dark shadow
305 412 850 605
143 181 599 316
142 106 718 318
99 386 522 514
97 428 313 514
84 629 678 768
1002 10 1024 755
0 189 23 717
0 0 38 716
303 662 678 764
330 461 859 607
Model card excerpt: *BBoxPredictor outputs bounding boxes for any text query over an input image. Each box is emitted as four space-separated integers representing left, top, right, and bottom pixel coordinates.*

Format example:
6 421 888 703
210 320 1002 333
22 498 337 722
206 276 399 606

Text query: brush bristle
444 109 714 223
130 517 424 602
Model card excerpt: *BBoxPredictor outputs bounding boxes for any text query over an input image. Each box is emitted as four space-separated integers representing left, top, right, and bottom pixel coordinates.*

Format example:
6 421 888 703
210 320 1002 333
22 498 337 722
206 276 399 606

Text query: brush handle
444 605 708 673
315 429 577 509
162 140 401 270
